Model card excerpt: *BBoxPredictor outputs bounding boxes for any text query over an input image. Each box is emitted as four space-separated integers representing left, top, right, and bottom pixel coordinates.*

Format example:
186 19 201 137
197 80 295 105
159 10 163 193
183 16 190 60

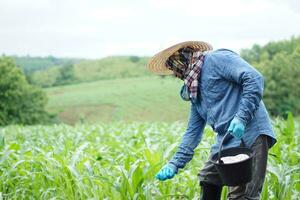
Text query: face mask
180 84 191 101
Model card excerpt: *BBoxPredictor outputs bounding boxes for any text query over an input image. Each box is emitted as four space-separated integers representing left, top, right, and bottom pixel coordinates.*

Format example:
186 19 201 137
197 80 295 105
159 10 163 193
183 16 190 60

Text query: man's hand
228 117 245 139
155 164 177 181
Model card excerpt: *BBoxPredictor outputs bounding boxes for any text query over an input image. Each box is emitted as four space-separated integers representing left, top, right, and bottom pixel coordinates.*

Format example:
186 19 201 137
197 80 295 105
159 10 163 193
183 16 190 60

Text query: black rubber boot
200 182 222 200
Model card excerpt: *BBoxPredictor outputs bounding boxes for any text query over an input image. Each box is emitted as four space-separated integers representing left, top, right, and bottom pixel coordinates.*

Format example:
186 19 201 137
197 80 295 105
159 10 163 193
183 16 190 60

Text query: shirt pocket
206 78 228 101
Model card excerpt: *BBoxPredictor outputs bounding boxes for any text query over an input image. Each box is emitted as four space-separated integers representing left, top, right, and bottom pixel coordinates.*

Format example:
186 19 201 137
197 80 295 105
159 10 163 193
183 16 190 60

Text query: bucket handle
218 132 246 164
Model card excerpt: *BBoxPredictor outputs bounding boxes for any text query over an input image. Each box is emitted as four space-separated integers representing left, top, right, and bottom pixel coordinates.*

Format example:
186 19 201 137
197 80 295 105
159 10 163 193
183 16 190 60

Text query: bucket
211 132 254 186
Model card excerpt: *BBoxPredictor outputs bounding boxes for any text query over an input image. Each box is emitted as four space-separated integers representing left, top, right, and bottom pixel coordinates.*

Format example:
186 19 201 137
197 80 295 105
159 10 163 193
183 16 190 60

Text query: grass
46 76 190 124
0 115 299 199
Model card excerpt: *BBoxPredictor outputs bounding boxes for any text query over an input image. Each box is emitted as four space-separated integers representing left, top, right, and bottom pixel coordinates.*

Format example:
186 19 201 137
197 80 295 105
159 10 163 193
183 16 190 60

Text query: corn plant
0 116 299 199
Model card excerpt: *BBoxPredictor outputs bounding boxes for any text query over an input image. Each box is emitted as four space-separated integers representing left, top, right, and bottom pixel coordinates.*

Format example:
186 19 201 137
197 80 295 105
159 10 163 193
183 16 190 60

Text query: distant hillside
45 36 300 125
74 56 151 82
27 55 152 87
13 55 83 74
46 76 189 124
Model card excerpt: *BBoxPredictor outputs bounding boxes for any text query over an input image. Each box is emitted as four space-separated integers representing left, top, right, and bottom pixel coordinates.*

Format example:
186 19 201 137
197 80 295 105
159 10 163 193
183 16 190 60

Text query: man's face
167 49 187 80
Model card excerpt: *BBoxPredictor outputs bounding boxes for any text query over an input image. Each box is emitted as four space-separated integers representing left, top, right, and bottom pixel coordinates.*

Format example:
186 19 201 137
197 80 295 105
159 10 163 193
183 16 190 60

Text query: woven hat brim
147 41 213 75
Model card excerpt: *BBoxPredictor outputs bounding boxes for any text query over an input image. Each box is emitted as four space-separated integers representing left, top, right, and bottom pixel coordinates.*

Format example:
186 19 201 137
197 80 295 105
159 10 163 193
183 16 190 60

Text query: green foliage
13 55 82 74
24 56 151 88
28 64 76 88
129 56 140 63
28 67 61 88
241 36 300 64
13 56 82 88
266 113 300 199
0 118 299 199
54 64 76 86
259 48 300 116
241 36 300 116
0 57 53 125
74 56 151 82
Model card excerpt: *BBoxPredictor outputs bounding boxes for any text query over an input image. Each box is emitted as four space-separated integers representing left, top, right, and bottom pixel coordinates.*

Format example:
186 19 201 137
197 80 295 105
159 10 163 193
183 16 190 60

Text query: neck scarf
166 47 204 101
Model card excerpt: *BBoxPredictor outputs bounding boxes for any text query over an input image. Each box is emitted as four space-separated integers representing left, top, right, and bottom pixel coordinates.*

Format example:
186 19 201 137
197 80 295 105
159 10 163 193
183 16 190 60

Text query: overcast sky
0 0 300 58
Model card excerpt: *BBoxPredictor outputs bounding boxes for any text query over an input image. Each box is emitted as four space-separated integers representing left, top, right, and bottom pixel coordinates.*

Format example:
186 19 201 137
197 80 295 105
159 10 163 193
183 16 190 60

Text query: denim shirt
169 49 277 172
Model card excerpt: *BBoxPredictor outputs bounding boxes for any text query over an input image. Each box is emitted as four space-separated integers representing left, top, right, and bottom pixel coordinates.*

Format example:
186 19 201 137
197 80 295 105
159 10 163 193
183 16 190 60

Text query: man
147 41 276 200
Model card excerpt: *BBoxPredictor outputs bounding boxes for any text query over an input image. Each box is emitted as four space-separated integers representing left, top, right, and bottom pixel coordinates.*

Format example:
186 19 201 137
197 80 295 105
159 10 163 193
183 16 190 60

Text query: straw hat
147 41 213 75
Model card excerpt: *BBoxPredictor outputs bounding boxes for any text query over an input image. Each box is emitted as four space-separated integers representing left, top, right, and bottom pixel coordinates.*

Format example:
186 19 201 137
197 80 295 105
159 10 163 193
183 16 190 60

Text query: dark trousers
198 135 269 200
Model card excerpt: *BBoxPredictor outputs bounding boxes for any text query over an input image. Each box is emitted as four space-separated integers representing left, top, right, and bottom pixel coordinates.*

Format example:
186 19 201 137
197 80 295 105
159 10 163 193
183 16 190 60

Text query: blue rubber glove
228 117 245 139
155 164 177 181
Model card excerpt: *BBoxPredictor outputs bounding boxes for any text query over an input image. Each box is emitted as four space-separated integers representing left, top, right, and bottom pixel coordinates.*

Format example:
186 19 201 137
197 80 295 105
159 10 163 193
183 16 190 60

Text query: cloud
150 0 271 17
0 0 299 58
89 7 135 22
266 0 300 13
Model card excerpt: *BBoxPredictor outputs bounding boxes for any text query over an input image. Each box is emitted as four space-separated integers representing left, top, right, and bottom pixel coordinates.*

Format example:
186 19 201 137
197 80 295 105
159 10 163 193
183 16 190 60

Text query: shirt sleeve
212 50 264 125
168 103 206 172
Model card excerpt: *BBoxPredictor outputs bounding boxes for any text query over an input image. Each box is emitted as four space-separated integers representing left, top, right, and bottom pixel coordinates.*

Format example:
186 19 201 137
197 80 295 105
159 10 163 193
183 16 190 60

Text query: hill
13 55 82 74
27 56 152 88
44 36 300 123
46 76 190 124
74 56 151 82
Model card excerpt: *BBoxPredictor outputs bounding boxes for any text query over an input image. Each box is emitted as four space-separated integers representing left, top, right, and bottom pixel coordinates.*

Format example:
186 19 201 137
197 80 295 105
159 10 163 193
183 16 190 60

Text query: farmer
147 41 276 200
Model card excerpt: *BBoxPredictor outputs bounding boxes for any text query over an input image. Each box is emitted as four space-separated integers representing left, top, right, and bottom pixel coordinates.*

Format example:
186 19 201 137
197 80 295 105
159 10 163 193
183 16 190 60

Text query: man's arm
168 103 206 172
213 50 264 126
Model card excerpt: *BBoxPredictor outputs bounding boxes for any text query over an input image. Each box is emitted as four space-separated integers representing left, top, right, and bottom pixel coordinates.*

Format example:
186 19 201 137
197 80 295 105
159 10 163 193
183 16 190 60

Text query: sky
0 0 300 59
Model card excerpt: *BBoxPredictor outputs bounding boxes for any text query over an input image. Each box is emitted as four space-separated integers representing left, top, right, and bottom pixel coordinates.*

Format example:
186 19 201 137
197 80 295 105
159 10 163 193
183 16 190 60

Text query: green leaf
261 177 268 200
0 134 4 150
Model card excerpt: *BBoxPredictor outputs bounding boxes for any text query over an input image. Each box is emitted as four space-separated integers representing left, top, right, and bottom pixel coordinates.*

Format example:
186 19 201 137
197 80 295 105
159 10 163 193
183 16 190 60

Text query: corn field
0 114 299 199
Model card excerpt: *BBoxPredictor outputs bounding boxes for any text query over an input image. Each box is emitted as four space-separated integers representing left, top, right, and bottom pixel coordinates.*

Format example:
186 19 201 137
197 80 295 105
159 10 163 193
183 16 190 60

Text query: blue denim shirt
169 49 277 172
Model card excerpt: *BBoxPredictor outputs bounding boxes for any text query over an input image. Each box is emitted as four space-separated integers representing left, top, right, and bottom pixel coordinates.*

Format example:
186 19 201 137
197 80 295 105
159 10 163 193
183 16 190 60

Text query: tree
241 36 300 116
129 56 140 63
240 44 261 63
262 48 300 116
0 57 52 125
54 64 76 86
